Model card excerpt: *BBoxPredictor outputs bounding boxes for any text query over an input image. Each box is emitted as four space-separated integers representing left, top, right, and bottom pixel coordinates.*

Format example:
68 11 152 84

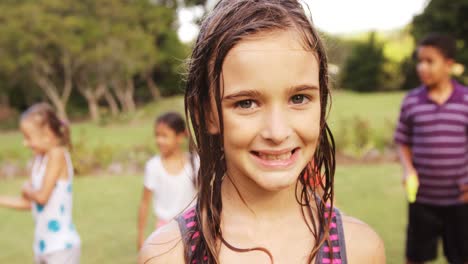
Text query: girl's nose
260 107 292 144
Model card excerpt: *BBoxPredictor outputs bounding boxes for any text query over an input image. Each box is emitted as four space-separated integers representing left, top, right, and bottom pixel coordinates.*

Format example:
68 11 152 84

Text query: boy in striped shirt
395 33 468 264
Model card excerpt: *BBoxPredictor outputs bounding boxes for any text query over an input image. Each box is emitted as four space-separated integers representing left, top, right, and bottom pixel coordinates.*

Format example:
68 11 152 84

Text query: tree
340 32 387 92
0 0 189 120
74 0 159 119
135 0 189 100
402 0 468 87
0 0 90 121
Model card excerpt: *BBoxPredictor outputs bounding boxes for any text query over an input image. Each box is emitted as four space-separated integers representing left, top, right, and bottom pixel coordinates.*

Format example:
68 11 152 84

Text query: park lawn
328 90 404 127
0 163 445 264
0 174 155 264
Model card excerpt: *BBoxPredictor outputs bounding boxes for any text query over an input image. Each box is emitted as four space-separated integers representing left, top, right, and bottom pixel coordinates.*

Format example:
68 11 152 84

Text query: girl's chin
250 172 301 192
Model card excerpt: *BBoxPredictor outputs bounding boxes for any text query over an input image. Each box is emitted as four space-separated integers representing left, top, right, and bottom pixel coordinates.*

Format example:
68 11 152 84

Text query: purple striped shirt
394 80 468 205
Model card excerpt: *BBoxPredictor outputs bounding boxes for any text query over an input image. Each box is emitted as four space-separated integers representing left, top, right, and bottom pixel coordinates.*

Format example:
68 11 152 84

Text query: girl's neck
221 174 304 221
43 141 63 155
160 149 187 176
162 149 185 161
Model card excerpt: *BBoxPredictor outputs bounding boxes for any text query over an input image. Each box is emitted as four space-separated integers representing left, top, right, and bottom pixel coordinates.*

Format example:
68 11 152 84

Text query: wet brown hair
184 0 335 263
21 103 72 150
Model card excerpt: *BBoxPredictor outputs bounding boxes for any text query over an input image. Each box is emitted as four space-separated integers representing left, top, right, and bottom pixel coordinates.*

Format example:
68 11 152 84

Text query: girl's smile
250 147 300 170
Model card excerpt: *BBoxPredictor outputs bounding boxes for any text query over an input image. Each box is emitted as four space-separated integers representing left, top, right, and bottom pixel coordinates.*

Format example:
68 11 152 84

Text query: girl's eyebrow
223 84 319 101
289 84 319 93
222 90 262 101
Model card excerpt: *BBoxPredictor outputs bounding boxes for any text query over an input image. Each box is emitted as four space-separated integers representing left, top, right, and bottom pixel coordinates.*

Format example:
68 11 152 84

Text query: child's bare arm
0 195 31 210
460 184 468 202
397 144 417 182
138 187 153 250
138 221 184 264
22 148 65 205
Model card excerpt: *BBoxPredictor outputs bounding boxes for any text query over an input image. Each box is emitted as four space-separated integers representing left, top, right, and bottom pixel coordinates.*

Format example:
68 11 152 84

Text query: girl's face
155 122 184 157
20 119 53 155
416 46 453 87
212 30 321 192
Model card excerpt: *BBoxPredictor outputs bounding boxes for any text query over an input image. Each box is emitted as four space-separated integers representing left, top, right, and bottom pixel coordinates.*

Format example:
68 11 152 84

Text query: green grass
328 90 405 155
328 90 404 138
0 164 446 264
329 90 404 126
335 164 443 264
0 175 155 264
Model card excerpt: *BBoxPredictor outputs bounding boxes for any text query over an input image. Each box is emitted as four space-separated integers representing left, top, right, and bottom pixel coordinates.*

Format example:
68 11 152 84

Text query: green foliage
0 0 189 120
412 0 468 66
399 56 420 90
340 32 387 92
401 0 468 87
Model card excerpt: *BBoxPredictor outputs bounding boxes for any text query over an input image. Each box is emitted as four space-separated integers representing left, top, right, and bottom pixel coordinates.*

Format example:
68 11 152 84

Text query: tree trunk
87 94 100 122
146 72 161 101
32 69 69 121
113 84 127 112
31 54 74 122
77 82 107 122
125 78 136 112
0 94 9 107
103 89 119 116
61 52 73 113
111 79 135 113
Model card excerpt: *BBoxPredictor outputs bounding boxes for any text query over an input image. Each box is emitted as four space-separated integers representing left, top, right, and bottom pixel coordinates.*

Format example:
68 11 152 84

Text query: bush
340 32 387 92
333 116 395 157
0 107 19 131
71 131 154 176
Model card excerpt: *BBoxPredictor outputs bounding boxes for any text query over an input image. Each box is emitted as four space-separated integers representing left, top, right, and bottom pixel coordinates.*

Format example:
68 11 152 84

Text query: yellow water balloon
406 173 419 203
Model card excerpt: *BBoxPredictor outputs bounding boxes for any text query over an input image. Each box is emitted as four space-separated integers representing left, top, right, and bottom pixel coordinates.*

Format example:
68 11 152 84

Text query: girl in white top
137 112 198 250
0 103 81 264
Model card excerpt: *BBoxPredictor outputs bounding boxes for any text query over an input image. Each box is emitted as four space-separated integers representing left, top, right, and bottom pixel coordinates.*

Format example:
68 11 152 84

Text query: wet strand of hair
220 236 274 264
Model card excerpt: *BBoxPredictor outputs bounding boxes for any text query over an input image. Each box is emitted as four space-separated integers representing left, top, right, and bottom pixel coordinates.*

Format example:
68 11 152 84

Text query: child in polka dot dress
0 103 81 264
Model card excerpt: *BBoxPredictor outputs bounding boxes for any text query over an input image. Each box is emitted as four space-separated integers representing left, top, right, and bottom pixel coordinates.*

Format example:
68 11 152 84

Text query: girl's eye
236 100 255 109
290 94 309 104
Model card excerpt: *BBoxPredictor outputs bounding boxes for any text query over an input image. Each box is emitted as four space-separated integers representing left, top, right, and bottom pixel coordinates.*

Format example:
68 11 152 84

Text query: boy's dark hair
418 33 456 60
156 112 186 134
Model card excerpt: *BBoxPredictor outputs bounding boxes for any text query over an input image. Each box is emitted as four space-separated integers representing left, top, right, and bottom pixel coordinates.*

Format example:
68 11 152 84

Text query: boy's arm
397 144 417 183
137 187 153 250
460 183 468 202
0 195 31 210
22 148 65 205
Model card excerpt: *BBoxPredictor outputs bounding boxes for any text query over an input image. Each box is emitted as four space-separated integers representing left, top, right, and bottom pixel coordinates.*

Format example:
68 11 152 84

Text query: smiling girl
139 1 385 263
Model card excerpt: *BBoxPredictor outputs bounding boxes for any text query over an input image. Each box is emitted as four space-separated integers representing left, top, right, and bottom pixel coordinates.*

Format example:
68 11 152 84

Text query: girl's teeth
259 152 292 160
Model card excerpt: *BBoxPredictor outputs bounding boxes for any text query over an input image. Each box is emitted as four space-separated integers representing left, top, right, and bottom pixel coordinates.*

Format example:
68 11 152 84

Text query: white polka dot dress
31 152 81 256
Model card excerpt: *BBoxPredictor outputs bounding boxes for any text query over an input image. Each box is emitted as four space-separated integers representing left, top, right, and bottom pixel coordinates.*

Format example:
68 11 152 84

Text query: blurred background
0 0 467 263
